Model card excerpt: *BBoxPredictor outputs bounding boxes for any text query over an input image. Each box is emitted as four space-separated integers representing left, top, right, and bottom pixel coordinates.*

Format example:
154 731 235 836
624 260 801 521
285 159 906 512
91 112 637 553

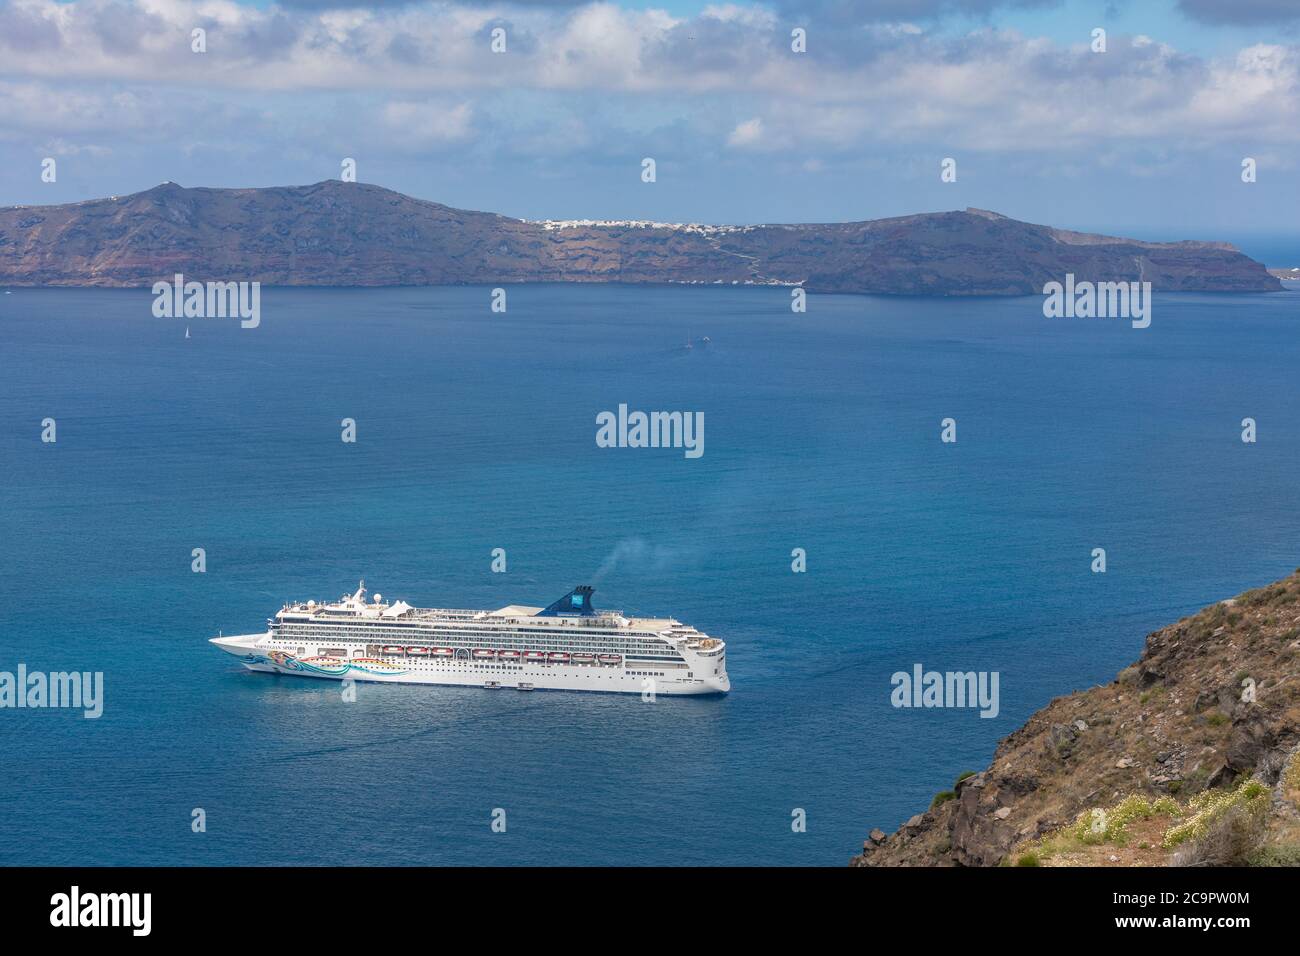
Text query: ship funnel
537 585 597 617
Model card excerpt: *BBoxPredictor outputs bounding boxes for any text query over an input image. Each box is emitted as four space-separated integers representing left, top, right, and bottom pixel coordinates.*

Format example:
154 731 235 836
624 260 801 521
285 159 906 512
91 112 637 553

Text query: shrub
1015 851 1040 867
1248 844 1300 867
1164 779 1270 865
1067 795 1182 848
931 790 956 809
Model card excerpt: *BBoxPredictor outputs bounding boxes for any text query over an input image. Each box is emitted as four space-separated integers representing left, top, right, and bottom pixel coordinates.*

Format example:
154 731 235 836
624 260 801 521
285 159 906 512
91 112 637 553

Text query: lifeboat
523 651 546 661
572 653 595 665
381 646 406 655
473 649 495 660
431 648 454 657
406 646 430 656
497 650 521 660
547 652 570 663
598 654 622 665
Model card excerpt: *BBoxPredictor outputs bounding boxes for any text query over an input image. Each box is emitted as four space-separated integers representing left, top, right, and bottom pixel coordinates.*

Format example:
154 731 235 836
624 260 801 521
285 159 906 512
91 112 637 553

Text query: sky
0 0 1297 257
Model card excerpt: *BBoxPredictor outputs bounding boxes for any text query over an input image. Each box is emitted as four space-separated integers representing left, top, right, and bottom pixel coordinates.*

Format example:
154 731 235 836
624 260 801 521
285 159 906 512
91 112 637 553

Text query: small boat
497 649 520 660
523 651 546 661
185 326 190 339
517 683 534 692
548 652 570 663
473 649 495 660
381 645 406 655
572 653 595 665
431 648 454 657
406 646 430 656
598 654 622 665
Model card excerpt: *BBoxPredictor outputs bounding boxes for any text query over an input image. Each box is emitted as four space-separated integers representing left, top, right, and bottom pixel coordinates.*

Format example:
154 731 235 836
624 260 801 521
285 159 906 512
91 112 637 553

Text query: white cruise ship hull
212 633 730 696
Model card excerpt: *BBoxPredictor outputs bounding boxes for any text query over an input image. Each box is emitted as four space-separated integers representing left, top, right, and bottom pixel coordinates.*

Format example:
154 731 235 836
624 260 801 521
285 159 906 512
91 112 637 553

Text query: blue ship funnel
537 585 597 617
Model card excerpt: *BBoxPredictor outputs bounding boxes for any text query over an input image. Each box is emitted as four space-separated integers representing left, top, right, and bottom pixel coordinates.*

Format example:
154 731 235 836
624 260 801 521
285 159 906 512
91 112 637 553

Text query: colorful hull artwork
244 650 410 678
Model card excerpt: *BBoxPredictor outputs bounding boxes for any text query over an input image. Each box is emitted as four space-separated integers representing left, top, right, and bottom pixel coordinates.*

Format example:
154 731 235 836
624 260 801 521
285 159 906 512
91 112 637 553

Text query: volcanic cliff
853 571 1300 867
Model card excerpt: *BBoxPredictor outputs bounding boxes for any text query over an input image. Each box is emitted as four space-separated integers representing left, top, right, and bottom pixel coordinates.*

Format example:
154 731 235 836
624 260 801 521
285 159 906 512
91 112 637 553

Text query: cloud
727 117 764 148
774 0 1060 25
275 0 586 7
0 0 1295 167
379 100 475 146
1176 0 1300 25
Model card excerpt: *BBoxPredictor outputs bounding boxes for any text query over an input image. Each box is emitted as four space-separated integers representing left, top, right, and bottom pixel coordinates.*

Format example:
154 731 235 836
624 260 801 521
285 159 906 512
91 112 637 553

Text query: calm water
1 284 1298 866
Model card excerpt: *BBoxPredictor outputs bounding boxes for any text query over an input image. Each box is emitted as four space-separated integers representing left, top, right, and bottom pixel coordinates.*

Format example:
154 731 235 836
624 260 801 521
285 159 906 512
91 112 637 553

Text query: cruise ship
210 583 729 695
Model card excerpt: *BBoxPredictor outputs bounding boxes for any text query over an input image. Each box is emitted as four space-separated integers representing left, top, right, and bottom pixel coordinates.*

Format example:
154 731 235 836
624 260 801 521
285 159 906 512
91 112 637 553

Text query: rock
1207 764 1237 789
869 828 886 844
951 800 1013 865
1073 719 1088 732
993 807 1012 820
1047 723 1078 759
1116 757 1137 769
1226 712 1275 773
996 773 1040 796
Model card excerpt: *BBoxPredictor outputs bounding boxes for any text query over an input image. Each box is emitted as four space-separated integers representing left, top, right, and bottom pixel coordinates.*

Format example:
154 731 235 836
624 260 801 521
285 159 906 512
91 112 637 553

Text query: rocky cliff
853 571 1300 867
0 181 1281 294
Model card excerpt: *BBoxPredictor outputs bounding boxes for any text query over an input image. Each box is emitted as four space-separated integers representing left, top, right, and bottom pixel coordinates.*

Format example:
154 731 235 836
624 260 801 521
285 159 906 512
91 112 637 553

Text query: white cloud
380 100 475 146
0 0 1294 157
727 117 764 148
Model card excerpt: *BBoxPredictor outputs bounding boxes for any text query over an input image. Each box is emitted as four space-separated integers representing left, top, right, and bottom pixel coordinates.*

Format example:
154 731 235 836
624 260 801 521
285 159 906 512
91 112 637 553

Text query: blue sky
1 0 1297 258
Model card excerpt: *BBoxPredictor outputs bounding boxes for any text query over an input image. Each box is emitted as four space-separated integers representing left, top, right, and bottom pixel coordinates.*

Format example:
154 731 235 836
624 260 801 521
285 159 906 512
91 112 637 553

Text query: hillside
853 571 1300 867
0 181 1280 294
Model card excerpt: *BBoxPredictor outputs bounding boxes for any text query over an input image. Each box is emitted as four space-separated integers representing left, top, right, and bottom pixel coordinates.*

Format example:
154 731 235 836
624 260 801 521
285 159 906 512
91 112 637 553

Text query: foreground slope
854 570 1300 867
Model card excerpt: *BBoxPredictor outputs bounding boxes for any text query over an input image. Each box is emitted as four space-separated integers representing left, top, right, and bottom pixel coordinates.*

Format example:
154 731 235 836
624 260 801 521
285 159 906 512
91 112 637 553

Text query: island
0 180 1281 295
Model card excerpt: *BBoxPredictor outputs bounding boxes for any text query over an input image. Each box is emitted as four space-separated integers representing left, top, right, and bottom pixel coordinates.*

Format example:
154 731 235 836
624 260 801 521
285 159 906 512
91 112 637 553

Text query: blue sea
1 283 1298 866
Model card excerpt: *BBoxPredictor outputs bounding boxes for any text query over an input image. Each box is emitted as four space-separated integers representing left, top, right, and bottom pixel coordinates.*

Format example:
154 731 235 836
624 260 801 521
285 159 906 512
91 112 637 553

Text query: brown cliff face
0 181 1281 294
852 571 1300 867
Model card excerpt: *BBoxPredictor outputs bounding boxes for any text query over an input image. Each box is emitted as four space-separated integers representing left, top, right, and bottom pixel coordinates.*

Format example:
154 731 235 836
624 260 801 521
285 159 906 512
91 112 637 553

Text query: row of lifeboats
378 645 621 666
